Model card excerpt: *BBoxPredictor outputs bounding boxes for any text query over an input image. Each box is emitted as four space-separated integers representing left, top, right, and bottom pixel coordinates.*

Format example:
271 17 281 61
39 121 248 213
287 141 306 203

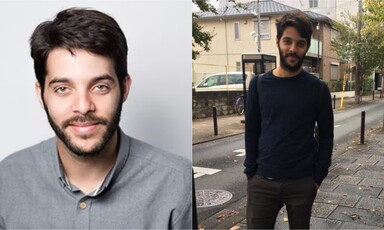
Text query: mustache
285 52 300 59
62 114 108 128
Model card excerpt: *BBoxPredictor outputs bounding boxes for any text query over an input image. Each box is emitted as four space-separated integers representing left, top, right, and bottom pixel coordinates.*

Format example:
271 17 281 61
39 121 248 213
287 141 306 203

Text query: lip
287 56 298 62
68 122 99 134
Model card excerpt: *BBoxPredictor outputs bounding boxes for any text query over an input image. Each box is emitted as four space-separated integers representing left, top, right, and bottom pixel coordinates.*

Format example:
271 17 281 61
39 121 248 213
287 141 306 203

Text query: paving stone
329 166 358 176
354 157 380 166
359 178 384 189
309 217 343 229
324 173 338 181
329 206 384 228
312 202 338 218
352 144 373 152
358 165 384 172
319 180 339 192
375 160 384 167
341 221 384 229
356 197 384 213
333 184 382 198
315 191 360 207
354 170 384 180
332 162 360 171
274 213 289 229
332 156 357 165
369 154 384 161
332 175 363 185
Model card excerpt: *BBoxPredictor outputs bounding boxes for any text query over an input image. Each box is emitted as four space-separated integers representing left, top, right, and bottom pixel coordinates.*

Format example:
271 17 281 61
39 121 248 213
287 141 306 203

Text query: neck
273 66 302 78
57 131 119 195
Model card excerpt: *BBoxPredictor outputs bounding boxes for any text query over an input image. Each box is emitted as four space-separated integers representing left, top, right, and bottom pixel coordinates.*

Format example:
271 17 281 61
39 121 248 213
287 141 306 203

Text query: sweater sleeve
314 82 334 185
244 76 261 179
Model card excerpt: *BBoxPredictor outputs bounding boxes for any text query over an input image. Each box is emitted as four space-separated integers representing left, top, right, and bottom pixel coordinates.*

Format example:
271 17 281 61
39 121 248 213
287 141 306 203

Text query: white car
194 72 252 92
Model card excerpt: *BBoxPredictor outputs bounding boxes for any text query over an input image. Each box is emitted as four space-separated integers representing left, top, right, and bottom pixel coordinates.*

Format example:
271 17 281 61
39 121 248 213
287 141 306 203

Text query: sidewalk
193 95 384 229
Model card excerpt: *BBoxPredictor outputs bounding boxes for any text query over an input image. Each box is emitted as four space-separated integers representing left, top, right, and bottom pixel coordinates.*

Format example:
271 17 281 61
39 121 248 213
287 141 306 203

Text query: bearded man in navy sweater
244 12 334 229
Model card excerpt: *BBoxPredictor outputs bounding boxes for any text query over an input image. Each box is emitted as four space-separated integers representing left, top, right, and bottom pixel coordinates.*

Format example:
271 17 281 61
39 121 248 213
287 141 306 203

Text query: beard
43 100 123 158
278 45 306 73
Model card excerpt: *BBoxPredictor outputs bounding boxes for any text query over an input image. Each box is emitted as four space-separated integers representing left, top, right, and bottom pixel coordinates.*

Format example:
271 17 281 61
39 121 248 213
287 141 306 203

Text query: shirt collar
53 128 131 195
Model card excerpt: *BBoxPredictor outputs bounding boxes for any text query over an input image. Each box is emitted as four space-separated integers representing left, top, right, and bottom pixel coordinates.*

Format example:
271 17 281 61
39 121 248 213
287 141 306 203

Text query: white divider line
234 149 245 157
193 166 221 179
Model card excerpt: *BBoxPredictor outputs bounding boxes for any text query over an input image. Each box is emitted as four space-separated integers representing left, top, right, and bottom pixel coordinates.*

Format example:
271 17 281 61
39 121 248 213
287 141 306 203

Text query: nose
72 91 95 114
289 43 298 53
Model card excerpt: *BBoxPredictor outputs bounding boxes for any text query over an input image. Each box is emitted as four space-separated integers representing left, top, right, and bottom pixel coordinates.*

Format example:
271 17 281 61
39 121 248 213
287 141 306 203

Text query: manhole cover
195 189 233 208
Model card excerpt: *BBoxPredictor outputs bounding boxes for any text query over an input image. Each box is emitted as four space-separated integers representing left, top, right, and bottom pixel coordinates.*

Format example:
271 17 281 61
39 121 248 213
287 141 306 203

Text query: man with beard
0 8 191 229
244 12 334 229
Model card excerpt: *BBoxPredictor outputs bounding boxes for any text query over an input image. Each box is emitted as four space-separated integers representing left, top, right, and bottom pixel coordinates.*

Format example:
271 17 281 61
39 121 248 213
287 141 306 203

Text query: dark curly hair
30 7 128 95
276 12 313 47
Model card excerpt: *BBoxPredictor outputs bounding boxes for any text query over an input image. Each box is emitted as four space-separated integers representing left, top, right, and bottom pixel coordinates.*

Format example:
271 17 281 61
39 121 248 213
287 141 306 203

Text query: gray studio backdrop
0 0 191 161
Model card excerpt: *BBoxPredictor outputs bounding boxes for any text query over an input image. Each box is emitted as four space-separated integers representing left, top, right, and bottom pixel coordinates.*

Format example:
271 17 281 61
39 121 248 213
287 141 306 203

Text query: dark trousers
247 175 318 229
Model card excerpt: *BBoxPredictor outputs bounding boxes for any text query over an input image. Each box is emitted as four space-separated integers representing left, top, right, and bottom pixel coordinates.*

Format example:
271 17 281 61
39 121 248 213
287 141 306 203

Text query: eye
283 39 291 45
94 84 110 93
54 86 70 94
297 42 306 48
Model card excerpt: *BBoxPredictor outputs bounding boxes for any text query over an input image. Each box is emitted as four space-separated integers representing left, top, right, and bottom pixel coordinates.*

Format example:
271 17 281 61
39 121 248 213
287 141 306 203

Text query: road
193 99 384 224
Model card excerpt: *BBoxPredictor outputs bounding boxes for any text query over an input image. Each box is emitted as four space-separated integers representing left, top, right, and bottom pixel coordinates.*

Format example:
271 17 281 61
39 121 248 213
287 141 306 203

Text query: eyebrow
282 37 306 43
48 74 116 87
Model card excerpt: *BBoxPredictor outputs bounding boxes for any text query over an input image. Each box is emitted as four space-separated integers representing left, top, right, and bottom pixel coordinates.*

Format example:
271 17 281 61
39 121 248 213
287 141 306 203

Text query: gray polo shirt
0 130 192 229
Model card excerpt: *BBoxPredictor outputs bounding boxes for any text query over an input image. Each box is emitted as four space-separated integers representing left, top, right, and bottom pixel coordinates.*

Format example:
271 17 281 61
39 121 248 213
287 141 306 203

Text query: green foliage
362 77 374 91
192 0 246 60
192 0 217 60
331 7 383 83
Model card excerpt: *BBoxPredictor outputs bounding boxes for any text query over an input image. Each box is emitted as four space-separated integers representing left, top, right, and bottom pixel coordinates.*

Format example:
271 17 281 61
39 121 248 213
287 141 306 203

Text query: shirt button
79 202 87 209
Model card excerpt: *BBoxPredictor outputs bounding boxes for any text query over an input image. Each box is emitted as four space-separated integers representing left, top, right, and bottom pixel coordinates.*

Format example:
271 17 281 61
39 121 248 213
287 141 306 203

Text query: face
277 26 309 72
36 48 131 157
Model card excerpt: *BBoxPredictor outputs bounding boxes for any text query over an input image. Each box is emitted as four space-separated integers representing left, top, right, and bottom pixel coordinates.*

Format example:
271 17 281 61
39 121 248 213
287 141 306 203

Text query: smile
68 122 100 134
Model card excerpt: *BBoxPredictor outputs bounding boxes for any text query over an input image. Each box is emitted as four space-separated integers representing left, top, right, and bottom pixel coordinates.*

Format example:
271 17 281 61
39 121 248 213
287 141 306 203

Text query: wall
0 1 191 161
193 90 243 119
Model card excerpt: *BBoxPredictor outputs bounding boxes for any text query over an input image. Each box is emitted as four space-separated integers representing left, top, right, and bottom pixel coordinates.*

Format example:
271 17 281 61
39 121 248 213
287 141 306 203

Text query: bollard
213 107 218 136
333 95 336 109
373 90 375 100
360 111 365 144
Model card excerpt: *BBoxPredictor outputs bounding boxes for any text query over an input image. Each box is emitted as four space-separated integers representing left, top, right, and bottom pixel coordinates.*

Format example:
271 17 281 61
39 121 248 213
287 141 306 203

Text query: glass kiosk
241 53 277 110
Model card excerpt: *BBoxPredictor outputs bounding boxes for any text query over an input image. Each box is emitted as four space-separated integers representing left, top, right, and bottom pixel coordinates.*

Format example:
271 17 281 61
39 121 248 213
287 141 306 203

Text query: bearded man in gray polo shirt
0 8 192 229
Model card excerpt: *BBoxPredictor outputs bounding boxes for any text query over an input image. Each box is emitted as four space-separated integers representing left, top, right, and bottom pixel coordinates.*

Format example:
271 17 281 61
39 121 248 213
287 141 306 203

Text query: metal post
373 90 375 100
333 95 336 109
317 23 320 78
360 111 365 144
213 107 218 136
256 0 261 53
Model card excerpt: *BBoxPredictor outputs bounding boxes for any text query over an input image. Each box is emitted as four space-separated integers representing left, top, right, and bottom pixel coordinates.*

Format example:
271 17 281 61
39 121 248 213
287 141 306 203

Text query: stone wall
192 90 243 119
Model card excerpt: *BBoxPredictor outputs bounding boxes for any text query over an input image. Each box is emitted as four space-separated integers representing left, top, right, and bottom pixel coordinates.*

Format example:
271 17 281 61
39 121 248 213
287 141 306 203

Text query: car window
228 74 243 84
198 75 220 88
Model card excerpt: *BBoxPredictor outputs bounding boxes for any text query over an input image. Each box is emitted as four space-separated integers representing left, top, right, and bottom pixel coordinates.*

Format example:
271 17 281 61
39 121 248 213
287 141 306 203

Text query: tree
192 0 217 60
192 0 244 60
364 0 384 92
331 9 382 103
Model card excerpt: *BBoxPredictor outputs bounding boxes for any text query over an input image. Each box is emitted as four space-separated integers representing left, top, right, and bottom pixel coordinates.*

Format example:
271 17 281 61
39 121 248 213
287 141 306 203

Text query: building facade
193 0 340 87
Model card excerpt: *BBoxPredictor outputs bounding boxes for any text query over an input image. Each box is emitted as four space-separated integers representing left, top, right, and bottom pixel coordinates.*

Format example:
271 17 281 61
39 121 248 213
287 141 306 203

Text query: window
309 0 318 8
330 64 339 80
228 74 243 84
236 61 241 71
234 22 240 40
253 18 270 39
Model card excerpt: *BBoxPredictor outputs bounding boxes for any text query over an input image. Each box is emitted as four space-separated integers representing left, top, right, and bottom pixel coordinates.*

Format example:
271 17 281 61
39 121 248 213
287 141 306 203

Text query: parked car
194 72 253 92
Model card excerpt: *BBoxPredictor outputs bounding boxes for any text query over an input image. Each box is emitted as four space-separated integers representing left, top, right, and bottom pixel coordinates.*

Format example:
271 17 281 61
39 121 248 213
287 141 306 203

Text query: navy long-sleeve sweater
244 70 334 185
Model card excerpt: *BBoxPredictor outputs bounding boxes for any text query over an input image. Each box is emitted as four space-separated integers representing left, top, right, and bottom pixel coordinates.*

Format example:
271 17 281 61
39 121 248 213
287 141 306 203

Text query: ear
35 81 45 108
122 74 132 102
276 36 279 47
